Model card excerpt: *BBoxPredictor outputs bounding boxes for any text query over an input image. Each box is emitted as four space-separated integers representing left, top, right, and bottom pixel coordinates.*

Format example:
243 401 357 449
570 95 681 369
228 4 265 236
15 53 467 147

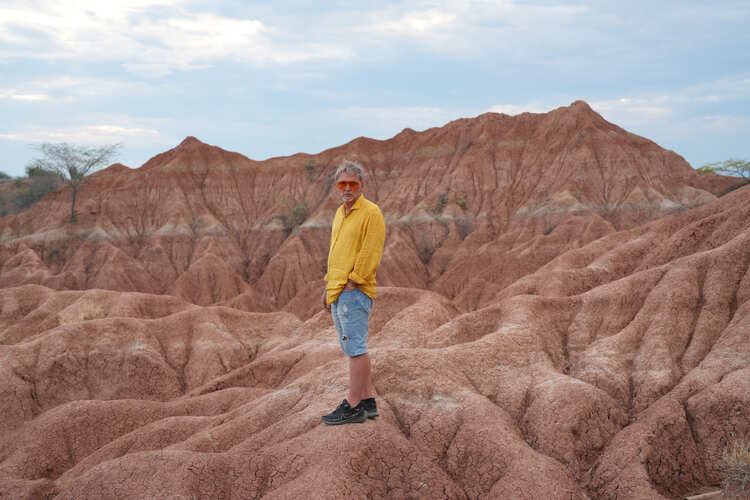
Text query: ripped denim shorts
331 288 373 357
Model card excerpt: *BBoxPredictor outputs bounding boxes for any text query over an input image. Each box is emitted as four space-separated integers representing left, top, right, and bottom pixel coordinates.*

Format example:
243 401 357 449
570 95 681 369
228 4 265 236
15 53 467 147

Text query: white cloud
27 76 146 96
590 92 730 126
87 125 159 135
0 91 51 101
0 124 162 143
359 1 591 55
0 0 352 76
592 97 673 121
488 103 551 115
0 0 603 76
371 8 457 35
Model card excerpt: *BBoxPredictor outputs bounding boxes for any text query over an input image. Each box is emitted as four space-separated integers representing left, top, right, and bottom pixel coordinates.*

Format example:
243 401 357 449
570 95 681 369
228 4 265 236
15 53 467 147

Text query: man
321 160 386 425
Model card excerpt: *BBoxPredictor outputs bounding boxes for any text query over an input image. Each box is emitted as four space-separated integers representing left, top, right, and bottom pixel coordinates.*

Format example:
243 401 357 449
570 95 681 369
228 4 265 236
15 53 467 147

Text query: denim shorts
331 288 373 357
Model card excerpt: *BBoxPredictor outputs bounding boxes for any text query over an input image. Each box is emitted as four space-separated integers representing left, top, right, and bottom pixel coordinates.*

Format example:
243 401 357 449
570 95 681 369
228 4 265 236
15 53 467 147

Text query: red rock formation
0 101 747 498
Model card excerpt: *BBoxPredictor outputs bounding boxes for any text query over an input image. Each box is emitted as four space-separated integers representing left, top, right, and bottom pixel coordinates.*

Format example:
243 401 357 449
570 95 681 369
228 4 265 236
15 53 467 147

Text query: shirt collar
341 194 365 213
351 194 365 210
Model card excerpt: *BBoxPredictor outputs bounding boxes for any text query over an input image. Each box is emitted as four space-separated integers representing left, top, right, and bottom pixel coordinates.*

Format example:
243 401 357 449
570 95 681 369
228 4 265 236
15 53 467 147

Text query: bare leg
348 353 372 408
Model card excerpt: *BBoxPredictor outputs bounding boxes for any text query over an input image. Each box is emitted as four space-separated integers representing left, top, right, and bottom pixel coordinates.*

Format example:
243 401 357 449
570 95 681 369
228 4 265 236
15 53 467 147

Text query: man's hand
344 279 358 290
322 288 330 312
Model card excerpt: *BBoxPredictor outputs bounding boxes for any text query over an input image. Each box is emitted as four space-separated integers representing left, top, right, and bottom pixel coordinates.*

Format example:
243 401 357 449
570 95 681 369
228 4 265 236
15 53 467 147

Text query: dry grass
58 304 107 324
722 436 750 499
79 305 106 321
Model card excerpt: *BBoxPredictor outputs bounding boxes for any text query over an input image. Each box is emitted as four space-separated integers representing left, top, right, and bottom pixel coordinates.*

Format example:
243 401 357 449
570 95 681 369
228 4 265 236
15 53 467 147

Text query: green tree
0 171 11 181
14 166 60 209
698 158 750 180
27 142 121 222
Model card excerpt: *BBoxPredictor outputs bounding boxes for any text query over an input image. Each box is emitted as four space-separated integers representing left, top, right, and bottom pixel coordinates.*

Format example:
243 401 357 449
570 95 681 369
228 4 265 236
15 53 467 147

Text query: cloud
0 0 352 76
358 1 592 57
0 124 162 143
2 0 747 82
591 97 673 121
87 125 159 135
370 8 457 36
26 76 147 96
0 89 52 101
0 1 610 77
488 103 552 115
590 91 734 126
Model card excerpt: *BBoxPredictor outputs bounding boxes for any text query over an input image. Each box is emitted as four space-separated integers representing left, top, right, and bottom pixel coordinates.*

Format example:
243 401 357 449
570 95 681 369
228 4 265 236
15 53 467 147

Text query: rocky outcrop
0 102 748 498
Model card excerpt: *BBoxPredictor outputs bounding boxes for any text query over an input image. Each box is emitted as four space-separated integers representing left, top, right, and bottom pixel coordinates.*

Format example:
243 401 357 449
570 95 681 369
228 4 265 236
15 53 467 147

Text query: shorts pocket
354 289 372 313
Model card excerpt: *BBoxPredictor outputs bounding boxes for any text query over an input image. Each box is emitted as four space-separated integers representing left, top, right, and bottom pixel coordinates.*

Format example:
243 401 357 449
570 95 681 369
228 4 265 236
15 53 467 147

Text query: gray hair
334 160 366 183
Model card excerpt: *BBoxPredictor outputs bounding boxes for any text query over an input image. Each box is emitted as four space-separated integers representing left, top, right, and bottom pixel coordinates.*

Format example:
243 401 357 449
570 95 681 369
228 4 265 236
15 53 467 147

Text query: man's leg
348 353 372 408
322 290 374 425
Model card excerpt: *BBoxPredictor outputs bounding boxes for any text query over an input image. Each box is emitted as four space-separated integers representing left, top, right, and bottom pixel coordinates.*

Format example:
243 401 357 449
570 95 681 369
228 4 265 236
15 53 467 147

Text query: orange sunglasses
337 180 360 190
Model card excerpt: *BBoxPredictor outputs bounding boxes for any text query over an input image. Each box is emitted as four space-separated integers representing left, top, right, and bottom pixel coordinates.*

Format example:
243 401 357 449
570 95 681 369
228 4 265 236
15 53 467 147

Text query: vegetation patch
304 160 317 181
0 167 61 217
273 200 309 236
722 436 750 499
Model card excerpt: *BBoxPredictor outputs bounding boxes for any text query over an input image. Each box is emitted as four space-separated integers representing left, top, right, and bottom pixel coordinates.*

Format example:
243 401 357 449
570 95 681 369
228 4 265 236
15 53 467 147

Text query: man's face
336 172 362 205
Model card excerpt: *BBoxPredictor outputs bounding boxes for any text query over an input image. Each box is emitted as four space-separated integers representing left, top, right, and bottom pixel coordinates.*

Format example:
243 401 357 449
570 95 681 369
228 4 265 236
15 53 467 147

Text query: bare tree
27 142 121 222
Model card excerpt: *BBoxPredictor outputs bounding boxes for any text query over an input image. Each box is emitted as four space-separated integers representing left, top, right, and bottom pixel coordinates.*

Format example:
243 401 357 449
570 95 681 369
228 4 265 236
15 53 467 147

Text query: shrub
304 161 316 181
0 171 10 181
457 194 468 210
722 436 750 498
80 305 107 321
273 201 309 236
14 171 60 209
431 192 448 215
456 216 472 239
58 304 107 324
288 204 309 228
417 244 434 265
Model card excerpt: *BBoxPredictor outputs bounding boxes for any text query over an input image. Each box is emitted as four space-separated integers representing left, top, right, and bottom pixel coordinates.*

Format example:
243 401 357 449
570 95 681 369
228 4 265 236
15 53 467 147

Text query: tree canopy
698 158 750 180
27 142 121 222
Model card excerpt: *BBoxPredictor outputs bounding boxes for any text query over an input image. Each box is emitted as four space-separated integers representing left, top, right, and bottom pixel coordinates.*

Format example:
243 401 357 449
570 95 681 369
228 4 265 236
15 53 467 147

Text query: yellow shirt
325 194 386 305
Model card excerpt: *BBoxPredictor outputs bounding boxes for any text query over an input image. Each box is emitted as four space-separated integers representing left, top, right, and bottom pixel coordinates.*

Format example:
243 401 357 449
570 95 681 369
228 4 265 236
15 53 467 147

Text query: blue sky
1 0 748 177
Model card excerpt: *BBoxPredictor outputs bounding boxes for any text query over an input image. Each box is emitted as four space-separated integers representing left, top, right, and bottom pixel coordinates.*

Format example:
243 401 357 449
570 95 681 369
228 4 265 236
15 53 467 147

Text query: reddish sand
0 101 748 499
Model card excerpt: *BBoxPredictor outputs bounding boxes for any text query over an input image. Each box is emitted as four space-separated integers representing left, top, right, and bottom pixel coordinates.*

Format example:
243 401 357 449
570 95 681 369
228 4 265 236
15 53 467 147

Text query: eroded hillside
0 101 748 499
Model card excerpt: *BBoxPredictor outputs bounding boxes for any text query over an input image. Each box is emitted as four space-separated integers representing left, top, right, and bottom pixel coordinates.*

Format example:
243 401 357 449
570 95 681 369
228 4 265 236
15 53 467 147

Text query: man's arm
322 207 341 311
348 209 386 285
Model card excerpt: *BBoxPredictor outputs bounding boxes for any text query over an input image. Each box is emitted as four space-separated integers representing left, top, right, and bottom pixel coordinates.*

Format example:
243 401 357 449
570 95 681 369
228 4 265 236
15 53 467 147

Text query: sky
1 0 749 177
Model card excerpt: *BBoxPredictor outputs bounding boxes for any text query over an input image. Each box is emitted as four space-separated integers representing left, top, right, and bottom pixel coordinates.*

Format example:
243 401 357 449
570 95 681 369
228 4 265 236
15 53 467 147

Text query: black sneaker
360 397 379 419
321 399 366 425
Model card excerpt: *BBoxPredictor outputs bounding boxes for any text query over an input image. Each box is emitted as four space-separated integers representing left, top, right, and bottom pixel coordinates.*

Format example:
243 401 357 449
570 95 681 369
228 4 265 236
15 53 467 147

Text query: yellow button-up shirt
325 194 386 305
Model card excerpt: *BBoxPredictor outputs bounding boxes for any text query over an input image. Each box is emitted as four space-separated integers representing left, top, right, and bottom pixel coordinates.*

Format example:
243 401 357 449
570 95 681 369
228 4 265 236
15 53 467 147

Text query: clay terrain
0 101 748 499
